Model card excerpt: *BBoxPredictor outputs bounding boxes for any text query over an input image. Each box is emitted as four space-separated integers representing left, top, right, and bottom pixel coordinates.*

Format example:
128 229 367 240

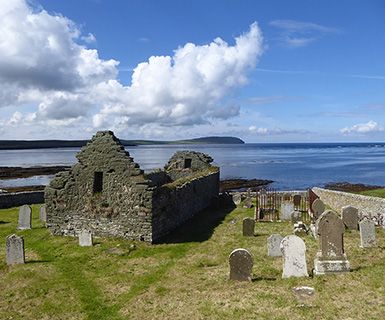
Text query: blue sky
1 0 385 142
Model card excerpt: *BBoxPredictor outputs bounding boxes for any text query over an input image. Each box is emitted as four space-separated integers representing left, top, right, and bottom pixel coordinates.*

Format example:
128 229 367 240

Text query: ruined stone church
45 131 219 243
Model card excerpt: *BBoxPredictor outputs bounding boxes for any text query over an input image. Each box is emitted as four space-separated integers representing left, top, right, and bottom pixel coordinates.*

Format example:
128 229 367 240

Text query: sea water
1 143 385 190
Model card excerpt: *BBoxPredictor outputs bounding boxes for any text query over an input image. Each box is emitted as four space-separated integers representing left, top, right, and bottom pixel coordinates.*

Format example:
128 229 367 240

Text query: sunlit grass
0 202 384 319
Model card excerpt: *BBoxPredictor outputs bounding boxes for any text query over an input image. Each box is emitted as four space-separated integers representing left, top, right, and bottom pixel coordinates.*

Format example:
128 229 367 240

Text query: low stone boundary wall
0 191 44 209
312 187 385 224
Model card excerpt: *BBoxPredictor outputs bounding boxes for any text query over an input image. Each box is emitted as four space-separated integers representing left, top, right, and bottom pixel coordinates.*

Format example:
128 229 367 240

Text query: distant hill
0 136 244 150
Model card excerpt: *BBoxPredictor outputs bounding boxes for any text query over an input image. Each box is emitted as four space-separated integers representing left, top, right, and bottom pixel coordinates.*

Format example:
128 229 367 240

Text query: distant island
0 136 244 150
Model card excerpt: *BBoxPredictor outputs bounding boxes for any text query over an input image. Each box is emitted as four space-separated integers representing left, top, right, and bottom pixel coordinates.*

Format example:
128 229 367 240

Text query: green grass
358 188 385 198
0 202 385 319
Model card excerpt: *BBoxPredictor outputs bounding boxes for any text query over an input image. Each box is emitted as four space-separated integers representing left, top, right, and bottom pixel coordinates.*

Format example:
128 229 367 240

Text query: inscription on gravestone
314 210 350 275
242 218 255 237
280 235 308 278
229 248 253 281
267 234 283 257
6 234 25 265
359 219 376 248
18 205 32 230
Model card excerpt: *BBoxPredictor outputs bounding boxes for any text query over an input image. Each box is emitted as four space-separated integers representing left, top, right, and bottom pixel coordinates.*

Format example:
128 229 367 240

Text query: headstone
280 235 308 278
359 219 376 248
341 206 359 230
229 248 253 281
6 234 25 265
232 193 242 205
243 197 252 209
291 210 301 223
39 205 47 223
311 199 325 219
293 194 301 208
314 210 350 275
242 217 255 236
79 230 93 247
267 234 283 257
18 205 32 230
280 201 294 220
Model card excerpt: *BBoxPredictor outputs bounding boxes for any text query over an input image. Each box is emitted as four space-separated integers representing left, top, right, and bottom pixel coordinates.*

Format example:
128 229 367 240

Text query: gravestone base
314 254 350 275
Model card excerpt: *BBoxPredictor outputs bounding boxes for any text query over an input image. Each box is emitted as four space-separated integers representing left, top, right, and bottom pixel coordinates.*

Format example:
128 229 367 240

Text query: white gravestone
267 234 283 257
359 219 376 248
229 248 253 281
280 201 294 220
280 235 308 278
79 230 93 247
6 234 25 265
18 205 32 230
39 205 47 222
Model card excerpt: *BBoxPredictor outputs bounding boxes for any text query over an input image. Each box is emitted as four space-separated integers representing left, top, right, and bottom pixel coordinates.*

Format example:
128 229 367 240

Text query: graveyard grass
1 203 385 320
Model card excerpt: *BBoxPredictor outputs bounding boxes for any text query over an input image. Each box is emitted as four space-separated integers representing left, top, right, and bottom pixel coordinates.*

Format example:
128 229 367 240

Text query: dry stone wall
0 191 44 209
312 187 385 225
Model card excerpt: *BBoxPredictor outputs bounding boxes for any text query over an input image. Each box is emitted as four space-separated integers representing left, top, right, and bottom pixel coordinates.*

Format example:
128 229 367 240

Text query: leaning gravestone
229 248 253 281
267 234 283 257
359 219 376 248
232 193 242 205
6 234 25 265
243 197 253 209
341 206 359 230
280 201 294 220
314 210 350 275
311 199 325 219
79 230 93 247
18 205 32 230
39 205 47 223
280 235 308 278
242 217 255 236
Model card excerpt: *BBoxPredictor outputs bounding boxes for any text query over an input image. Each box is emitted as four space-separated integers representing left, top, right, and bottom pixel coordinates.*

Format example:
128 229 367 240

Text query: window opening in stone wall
93 172 103 193
184 158 192 169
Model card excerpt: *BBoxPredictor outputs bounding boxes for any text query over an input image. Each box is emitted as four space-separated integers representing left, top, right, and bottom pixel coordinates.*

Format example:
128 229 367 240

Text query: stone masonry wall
312 187 385 225
151 170 220 241
45 131 154 242
0 191 44 209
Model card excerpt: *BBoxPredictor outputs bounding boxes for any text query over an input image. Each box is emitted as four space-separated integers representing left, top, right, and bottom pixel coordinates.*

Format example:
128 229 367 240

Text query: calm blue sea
1 143 385 190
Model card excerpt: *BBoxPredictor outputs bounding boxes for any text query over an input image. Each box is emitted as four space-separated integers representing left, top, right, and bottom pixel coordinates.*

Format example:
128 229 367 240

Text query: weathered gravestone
18 205 31 230
314 211 350 275
243 197 253 209
280 235 308 278
232 193 242 205
341 206 359 230
293 194 301 209
311 199 325 219
6 234 25 265
242 217 255 236
359 219 376 248
79 230 93 247
229 248 253 281
39 205 47 223
267 234 283 257
280 201 294 220
291 210 302 223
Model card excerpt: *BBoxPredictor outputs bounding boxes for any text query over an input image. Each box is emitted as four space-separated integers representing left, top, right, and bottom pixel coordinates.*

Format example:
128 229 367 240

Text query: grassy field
358 188 385 198
0 202 384 320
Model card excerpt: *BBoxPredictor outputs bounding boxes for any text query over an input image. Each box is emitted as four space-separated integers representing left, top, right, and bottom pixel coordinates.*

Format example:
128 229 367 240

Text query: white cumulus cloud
340 120 384 135
0 0 264 138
